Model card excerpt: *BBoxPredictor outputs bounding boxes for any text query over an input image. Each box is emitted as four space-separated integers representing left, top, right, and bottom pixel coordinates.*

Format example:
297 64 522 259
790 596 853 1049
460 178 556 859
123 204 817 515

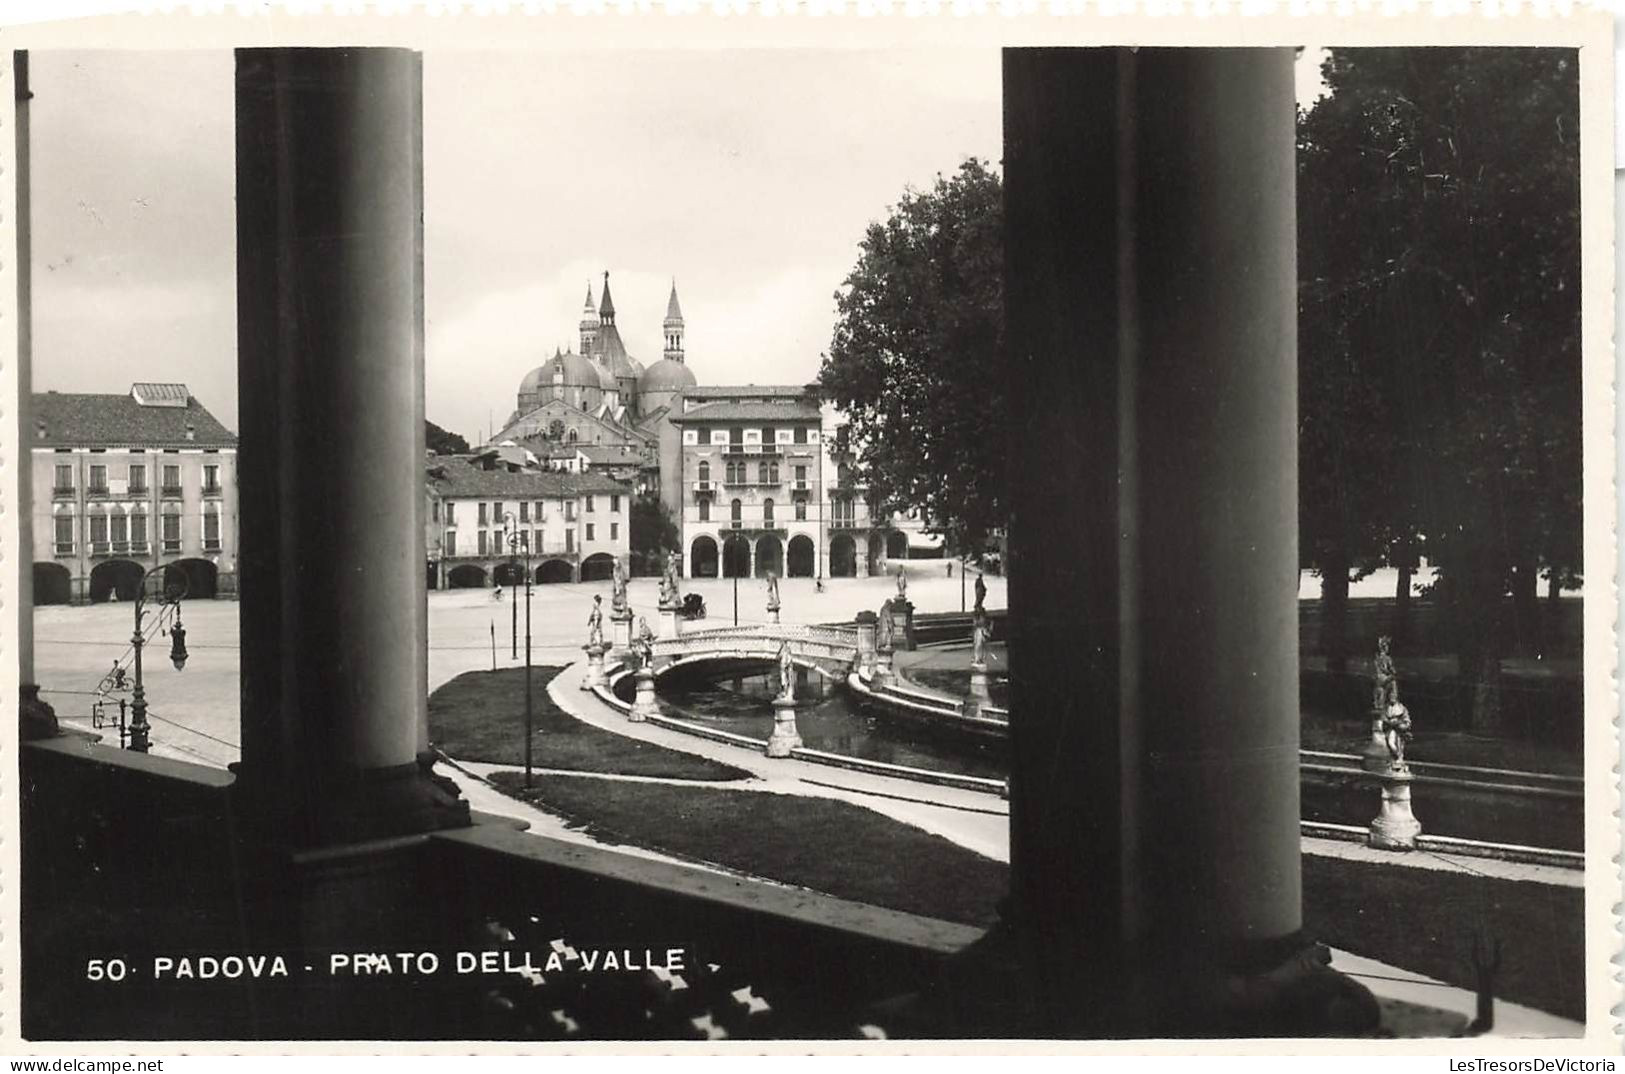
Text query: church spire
598 270 617 326
578 280 599 355
663 279 685 364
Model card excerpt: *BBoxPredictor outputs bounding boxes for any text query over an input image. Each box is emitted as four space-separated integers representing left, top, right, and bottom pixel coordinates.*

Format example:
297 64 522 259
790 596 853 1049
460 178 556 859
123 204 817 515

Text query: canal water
652 666 1008 781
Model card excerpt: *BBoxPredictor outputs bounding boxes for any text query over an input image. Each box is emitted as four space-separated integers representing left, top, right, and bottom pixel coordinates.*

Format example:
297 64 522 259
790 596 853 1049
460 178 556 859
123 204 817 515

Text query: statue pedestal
873 646 894 686
891 600 915 651
968 662 992 703
658 604 682 639
766 695 802 757
854 612 877 677
767 607 780 625
580 642 607 691
630 667 658 722
1359 718 1392 773
1368 764 1421 850
611 612 633 654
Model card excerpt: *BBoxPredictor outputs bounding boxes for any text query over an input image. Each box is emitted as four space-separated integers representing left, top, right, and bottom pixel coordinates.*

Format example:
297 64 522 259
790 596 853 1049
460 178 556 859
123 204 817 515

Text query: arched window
769 461 779 484
567 428 579 444
763 499 775 527
838 462 851 484
758 462 769 485
698 461 710 483
549 419 564 439
731 499 742 523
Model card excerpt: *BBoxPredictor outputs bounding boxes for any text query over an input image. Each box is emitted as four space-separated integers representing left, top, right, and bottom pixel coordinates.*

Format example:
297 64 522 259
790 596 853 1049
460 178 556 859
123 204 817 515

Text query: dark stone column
15 51 57 740
1002 47 1376 1036
234 48 466 846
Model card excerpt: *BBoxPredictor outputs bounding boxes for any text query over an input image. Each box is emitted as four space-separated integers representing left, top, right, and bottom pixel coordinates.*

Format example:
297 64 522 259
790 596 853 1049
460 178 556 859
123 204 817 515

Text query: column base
230 754 471 849
878 922 1381 1038
20 683 60 741
1369 766 1422 850
873 649 894 686
658 606 682 639
767 608 780 625
766 697 802 757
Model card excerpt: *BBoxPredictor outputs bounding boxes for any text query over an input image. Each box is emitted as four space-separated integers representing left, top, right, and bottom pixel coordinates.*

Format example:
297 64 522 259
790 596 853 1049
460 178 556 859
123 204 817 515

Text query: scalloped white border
0 4 1613 1057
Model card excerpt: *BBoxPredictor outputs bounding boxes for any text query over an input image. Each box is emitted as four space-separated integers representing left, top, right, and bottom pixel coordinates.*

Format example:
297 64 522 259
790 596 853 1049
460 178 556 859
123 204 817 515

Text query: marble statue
974 572 987 615
1380 701 1413 766
766 571 780 613
636 616 656 669
659 552 681 607
587 595 604 648
611 558 629 617
971 610 988 666
877 598 894 650
777 640 795 701
895 564 908 600
1372 635 1399 715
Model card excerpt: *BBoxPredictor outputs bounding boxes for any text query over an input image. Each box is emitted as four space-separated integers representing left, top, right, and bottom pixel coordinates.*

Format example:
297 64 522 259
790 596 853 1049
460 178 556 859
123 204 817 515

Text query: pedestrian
946 562 954 578
815 574 825 594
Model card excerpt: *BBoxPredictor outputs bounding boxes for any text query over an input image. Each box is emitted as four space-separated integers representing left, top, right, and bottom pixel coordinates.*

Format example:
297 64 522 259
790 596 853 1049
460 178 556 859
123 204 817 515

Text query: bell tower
578 281 599 355
663 280 685 363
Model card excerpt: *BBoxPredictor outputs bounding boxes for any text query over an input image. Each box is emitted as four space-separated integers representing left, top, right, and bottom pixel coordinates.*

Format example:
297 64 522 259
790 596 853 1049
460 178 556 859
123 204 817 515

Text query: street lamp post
510 526 519 660
127 565 190 753
505 513 535 787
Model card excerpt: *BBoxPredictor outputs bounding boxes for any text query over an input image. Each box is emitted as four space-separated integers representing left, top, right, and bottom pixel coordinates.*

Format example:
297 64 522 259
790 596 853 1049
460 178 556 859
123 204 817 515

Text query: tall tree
1298 48 1581 726
426 419 470 456
818 158 1006 555
629 491 680 577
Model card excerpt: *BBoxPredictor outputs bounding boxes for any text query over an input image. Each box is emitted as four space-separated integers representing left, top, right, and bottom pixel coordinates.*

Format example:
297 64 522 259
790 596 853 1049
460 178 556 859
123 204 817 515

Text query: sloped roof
32 389 237 448
426 455 629 499
665 282 683 322
682 384 821 400
669 399 822 423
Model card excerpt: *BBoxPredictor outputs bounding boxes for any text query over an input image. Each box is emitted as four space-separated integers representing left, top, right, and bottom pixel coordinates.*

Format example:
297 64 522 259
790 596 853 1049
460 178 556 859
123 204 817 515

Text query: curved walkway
547 660 1011 862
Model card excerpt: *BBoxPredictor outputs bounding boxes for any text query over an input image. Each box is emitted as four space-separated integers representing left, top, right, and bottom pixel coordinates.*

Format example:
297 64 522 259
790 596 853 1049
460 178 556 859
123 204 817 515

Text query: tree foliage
818 158 1006 554
426 419 470 456
1298 48 1581 707
630 491 680 576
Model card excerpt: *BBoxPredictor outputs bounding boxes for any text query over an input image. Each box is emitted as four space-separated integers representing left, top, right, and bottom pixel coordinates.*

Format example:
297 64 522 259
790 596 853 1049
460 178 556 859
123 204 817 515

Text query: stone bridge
647 623 861 680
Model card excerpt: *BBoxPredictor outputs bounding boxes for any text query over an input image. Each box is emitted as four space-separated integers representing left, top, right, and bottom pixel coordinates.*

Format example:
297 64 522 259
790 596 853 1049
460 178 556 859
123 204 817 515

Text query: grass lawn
486 772 1582 1021
429 667 750 781
486 771 1010 928
1303 854 1583 1022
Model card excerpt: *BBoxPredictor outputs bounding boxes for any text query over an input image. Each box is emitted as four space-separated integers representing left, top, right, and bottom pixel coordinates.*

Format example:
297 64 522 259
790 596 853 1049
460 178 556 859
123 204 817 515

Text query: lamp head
168 620 189 671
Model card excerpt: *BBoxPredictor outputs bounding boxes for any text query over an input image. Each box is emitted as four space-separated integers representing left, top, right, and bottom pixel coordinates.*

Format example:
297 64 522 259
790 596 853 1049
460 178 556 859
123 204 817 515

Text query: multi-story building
425 449 631 588
30 384 238 604
668 387 827 579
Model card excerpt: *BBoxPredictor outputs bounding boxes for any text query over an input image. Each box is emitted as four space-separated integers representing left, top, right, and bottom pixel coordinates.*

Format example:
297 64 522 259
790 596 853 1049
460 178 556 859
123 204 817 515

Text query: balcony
204 539 222 552
692 480 714 495
793 480 811 492
202 484 223 498
86 486 109 499
89 541 111 557
51 485 75 499
162 539 182 554
53 542 75 557
160 484 184 498
128 541 151 555
129 485 149 497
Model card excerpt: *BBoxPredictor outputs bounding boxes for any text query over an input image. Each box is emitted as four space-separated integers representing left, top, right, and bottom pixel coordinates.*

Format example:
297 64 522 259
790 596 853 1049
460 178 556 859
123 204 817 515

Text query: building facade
426 449 632 588
30 384 238 604
668 387 827 579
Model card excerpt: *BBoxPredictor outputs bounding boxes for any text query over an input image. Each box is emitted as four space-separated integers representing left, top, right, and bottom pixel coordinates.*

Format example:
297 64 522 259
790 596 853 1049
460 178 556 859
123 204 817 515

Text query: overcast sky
29 48 1326 443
